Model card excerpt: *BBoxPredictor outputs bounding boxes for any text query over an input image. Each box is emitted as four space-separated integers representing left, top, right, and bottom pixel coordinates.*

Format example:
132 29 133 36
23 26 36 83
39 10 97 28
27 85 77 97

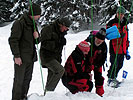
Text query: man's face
117 13 124 21
59 24 69 32
95 37 104 46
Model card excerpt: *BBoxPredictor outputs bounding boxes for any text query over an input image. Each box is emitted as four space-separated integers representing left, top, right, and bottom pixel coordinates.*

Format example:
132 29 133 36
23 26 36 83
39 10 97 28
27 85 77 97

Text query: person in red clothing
85 28 107 96
62 41 93 94
106 6 131 85
62 30 106 96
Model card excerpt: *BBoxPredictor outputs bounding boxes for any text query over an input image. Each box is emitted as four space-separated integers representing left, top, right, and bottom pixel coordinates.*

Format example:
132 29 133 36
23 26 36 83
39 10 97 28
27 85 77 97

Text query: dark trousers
12 62 34 100
44 59 65 91
107 53 124 79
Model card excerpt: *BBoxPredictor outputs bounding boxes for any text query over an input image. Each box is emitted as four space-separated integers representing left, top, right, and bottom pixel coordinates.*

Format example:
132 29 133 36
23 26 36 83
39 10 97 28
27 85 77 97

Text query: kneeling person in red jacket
62 41 95 94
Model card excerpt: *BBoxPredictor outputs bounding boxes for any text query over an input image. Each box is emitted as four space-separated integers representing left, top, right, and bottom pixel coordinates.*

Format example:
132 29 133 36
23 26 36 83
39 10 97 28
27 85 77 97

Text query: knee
61 67 65 74
59 67 65 76
55 66 65 76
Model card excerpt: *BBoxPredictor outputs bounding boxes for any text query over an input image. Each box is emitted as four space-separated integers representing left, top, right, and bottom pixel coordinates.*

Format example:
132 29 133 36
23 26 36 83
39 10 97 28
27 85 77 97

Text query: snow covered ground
0 23 133 100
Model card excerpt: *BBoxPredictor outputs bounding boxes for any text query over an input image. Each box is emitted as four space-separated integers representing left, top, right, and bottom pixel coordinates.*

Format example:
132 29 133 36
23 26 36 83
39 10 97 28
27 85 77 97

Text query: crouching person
62 41 94 94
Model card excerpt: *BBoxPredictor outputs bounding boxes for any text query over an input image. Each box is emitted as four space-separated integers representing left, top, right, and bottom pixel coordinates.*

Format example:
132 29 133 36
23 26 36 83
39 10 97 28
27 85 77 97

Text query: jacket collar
23 12 34 26
114 15 127 26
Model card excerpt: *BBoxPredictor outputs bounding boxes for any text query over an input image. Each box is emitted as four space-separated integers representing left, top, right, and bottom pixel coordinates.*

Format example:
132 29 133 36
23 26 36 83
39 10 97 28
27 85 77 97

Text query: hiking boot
108 78 120 87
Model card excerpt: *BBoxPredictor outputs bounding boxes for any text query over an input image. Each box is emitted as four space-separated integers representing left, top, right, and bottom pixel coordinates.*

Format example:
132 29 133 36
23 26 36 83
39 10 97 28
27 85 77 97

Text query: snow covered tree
39 0 92 31
10 0 29 20
39 0 105 31
99 0 133 25
8 0 102 31
0 0 13 24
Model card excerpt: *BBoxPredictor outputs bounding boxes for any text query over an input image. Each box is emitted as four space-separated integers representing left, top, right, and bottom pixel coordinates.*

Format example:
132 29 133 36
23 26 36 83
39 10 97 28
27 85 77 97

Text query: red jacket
106 16 129 54
64 47 104 86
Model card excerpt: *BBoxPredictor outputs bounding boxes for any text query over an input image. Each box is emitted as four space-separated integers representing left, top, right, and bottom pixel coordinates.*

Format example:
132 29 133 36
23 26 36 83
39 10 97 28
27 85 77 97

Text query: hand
88 73 93 81
14 57 22 66
126 50 131 60
33 31 39 39
126 54 131 60
96 86 104 97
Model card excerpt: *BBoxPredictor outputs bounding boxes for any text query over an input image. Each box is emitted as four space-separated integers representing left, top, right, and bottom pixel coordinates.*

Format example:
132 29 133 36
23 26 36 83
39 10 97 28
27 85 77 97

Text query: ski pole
28 0 45 93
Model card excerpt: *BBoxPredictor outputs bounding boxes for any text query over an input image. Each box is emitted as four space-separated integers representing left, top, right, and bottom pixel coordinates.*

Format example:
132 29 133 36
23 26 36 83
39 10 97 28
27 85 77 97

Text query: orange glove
96 86 104 97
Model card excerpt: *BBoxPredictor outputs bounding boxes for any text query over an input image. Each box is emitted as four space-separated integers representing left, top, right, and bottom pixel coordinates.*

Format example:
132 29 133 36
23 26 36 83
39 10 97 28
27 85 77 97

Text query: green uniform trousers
12 62 34 100
44 59 65 91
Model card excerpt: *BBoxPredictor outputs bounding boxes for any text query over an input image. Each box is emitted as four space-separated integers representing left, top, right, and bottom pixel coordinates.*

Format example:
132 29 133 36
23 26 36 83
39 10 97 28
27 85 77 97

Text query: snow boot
107 78 120 88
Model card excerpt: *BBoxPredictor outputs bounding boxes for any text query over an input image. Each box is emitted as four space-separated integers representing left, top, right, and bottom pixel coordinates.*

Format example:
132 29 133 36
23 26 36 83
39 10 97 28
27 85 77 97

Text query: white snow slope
0 23 133 100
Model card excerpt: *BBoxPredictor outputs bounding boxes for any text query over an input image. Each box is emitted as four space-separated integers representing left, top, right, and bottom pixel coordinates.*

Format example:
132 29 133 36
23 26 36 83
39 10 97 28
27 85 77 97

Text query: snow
0 23 133 100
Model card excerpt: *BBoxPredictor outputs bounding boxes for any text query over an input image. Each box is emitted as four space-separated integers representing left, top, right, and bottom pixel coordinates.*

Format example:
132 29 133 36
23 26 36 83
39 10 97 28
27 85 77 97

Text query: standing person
106 6 131 85
40 17 72 95
62 41 94 94
8 3 41 100
85 28 107 96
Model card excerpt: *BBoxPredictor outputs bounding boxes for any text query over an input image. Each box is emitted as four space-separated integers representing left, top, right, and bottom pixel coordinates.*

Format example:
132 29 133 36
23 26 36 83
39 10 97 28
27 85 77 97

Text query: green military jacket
40 20 65 64
9 12 39 63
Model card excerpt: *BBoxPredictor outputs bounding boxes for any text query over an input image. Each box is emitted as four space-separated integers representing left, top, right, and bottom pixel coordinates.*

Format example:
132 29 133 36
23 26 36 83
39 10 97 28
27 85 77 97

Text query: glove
120 33 125 38
126 50 131 60
96 86 104 97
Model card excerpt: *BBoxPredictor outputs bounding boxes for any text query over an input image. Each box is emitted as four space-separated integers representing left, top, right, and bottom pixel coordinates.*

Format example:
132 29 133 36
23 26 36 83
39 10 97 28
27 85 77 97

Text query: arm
8 20 22 58
40 26 58 51
94 43 107 67
64 56 77 77
126 26 130 50
125 26 131 60
8 20 23 65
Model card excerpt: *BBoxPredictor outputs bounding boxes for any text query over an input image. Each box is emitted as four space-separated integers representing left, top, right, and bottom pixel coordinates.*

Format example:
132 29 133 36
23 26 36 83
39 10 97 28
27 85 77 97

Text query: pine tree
10 0 29 20
0 0 13 24
39 0 92 31
39 0 103 31
99 0 133 25
1 0 132 31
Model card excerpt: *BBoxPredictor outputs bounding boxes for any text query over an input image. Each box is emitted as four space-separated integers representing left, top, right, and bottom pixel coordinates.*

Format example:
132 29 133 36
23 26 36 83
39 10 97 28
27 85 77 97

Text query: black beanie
95 28 106 40
29 3 41 16
58 17 72 27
